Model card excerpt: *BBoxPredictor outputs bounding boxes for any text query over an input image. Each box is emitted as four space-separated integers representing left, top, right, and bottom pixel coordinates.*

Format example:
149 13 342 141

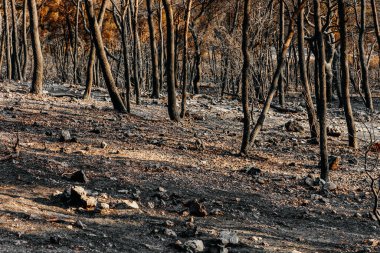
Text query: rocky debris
59 130 72 142
70 170 89 183
163 228 177 238
285 120 304 132
192 114 206 121
328 156 341 170
195 139 205 151
98 202 110 210
49 235 62 245
185 199 208 217
323 182 337 191
243 167 261 177
74 220 86 229
184 240 204 252
112 199 140 209
219 230 239 245
304 176 316 188
158 187 167 193
164 220 175 227
311 194 329 204
327 126 342 137
58 186 97 208
210 208 224 216
348 157 358 165
365 239 379 247
304 175 337 192
101 141 108 149
69 186 97 208
89 128 101 134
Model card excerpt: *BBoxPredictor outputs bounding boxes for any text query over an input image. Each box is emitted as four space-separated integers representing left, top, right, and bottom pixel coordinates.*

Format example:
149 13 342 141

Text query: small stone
185 199 208 217
304 176 315 187
348 157 358 165
70 170 89 183
210 209 224 216
219 230 239 245
327 126 341 137
367 239 379 247
245 167 261 176
328 156 341 171
74 220 86 229
164 220 174 227
354 212 362 218
158 187 167 192
59 130 71 142
101 142 108 149
251 236 263 242
195 139 205 151
50 235 62 245
164 228 177 238
69 186 97 208
98 202 110 210
285 120 304 132
147 202 155 209
184 240 204 252
324 182 337 191
82 196 97 208
90 128 101 134
114 199 139 209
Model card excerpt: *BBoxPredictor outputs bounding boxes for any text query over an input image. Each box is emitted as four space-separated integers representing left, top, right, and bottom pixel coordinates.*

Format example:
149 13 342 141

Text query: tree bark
338 0 357 148
146 0 160 98
191 27 201 94
278 0 285 106
297 0 319 141
3 0 12 80
10 0 22 81
359 0 373 111
84 0 127 113
22 0 28 79
180 0 193 118
314 0 329 181
83 0 107 99
162 0 179 121
370 0 380 50
240 0 251 155
28 0 44 94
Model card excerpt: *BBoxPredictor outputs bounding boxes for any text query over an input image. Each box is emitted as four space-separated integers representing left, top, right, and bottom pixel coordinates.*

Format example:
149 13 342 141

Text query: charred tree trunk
73 0 80 84
180 0 193 118
314 0 329 181
359 0 373 111
158 0 164 91
84 0 127 113
162 0 179 121
240 0 251 155
28 0 44 94
83 0 107 99
338 0 357 148
146 0 160 98
191 27 201 94
3 0 11 80
278 0 285 106
22 0 28 79
370 0 380 49
132 0 141 105
11 0 22 81
297 0 319 141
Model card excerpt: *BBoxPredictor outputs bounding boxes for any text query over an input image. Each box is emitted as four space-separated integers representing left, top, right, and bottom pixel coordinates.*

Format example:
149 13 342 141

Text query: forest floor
0 81 379 253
